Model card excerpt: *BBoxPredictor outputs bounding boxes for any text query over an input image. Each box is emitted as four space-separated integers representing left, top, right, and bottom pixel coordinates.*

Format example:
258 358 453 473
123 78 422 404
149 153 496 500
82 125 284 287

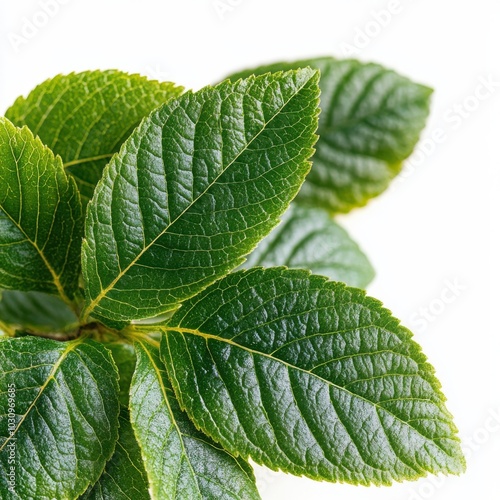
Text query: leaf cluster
0 59 464 499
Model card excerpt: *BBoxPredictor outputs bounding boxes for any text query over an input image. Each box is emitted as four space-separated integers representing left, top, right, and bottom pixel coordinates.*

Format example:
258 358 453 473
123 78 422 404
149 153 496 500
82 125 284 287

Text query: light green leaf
160 268 465 485
0 321 11 338
106 342 137 406
243 204 374 288
227 58 432 213
130 341 261 500
0 290 78 333
6 71 183 205
80 408 149 500
0 118 83 302
0 336 120 499
82 69 320 324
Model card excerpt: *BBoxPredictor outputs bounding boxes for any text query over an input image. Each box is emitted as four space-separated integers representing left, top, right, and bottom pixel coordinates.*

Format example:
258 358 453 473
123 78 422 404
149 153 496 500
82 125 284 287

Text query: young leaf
227 58 432 213
6 71 183 205
0 118 83 302
80 409 149 500
160 268 465 485
0 337 120 499
82 69 320 324
243 204 375 288
129 341 261 500
0 290 78 333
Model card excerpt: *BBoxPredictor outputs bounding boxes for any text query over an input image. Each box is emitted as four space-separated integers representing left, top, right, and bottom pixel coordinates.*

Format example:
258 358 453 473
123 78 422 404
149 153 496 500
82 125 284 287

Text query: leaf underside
82 69 320 324
5 70 183 206
243 204 375 288
160 268 465 485
227 57 432 213
0 290 78 333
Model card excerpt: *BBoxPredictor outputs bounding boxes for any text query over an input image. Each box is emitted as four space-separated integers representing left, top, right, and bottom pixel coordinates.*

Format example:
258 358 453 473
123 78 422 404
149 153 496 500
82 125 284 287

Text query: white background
1 1 498 499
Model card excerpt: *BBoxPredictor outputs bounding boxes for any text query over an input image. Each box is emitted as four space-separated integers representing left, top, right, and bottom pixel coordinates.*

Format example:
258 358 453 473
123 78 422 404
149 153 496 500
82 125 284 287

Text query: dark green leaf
0 337 120 499
82 69 320 324
130 341 261 500
0 118 83 302
160 268 465 485
6 71 183 205
243 204 374 288
0 290 78 333
106 342 137 406
80 408 149 500
227 58 432 213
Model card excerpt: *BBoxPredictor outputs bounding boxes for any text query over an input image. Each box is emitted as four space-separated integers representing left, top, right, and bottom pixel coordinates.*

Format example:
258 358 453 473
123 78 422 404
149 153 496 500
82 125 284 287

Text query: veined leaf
82 69 320 324
243 204 374 288
227 58 432 213
6 71 183 205
160 268 465 485
0 290 78 333
0 118 83 302
0 337 120 499
129 341 261 500
80 408 149 500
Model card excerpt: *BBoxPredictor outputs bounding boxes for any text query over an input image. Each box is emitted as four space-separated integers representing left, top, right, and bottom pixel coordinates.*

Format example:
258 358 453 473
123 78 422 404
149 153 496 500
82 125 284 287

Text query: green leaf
0 290 78 333
160 268 465 485
80 408 149 500
0 336 120 499
82 69 320 324
6 71 183 205
0 118 83 302
106 341 137 406
129 340 261 500
227 58 432 213
243 204 374 288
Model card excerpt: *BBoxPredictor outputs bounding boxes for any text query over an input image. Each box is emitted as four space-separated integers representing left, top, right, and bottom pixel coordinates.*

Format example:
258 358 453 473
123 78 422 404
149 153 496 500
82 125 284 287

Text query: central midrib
83 73 315 319
0 339 83 452
163 325 453 458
